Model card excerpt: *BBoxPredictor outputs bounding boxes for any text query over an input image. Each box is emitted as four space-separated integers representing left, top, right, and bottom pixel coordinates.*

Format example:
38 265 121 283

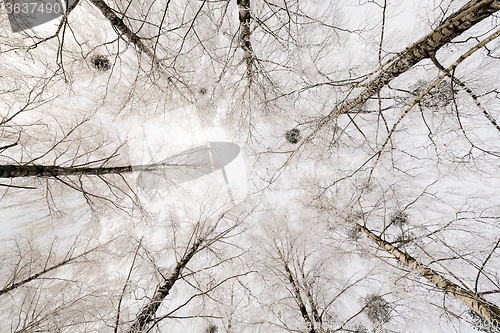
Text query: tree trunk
282 262 316 333
125 238 203 333
275 244 316 333
353 221 500 326
0 163 179 178
89 0 158 64
237 0 253 79
328 0 500 117
298 263 322 325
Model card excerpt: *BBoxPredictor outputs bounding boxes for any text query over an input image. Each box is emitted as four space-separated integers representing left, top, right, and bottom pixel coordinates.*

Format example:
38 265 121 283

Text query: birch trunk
237 0 253 79
353 221 500 326
0 163 180 178
125 238 203 333
298 263 322 325
282 262 316 333
327 0 500 118
89 0 159 64
0 245 101 296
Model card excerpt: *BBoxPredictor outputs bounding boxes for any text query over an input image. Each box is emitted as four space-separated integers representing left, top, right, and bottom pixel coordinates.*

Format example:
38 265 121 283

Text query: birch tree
2 0 500 332
271 2 498 327
253 0 500 330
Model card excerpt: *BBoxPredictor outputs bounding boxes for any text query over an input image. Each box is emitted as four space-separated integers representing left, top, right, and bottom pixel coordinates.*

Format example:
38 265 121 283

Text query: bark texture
0 164 133 178
0 163 181 178
354 221 500 325
237 0 253 79
298 264 322 325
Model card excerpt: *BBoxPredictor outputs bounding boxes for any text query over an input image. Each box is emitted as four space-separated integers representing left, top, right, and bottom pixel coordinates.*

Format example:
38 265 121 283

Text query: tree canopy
1 0 500 332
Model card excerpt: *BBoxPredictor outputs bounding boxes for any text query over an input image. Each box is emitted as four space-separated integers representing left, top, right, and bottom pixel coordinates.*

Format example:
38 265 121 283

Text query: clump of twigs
409 79 458 109
362 294 391 323
91 55 112 71
347 224 363 241
390 210 409 227
285 128 301 144
352 324 368 333
205 324 218 333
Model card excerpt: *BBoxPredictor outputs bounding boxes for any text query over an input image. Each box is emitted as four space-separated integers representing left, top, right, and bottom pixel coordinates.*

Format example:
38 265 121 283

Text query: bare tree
3 0 500 332
335 209 500 325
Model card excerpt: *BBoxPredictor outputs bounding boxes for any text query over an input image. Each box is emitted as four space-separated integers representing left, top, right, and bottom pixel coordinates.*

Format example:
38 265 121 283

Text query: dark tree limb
0 141 18 151
274 244 316 333
474 238 500 293
88 0 159 65
237 0 254 80
0 164 133 178
0 183 36 189
344 216 500 326
0 162 187 178
125 237 204 333
0 244 101 297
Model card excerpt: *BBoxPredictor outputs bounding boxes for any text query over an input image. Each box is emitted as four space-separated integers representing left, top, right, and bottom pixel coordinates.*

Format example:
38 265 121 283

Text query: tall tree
3 0 500 332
